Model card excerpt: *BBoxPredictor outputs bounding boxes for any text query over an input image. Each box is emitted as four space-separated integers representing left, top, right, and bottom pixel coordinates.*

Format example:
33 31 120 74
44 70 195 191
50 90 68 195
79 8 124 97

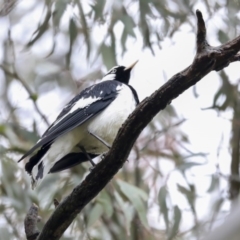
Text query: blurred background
0 0 240 239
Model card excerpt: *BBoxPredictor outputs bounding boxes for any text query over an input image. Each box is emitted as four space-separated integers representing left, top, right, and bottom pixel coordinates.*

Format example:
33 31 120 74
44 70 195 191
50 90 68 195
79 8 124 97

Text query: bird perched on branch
18 61 139 189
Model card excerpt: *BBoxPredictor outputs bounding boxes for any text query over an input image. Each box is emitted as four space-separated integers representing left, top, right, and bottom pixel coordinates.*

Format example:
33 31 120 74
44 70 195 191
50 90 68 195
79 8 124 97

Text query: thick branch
36 10 240 240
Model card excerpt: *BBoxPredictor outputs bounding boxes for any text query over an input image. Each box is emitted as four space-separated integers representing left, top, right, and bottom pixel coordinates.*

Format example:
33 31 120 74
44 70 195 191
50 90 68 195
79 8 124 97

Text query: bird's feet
101 153 107 160
89 158 96 171
89 165 95 171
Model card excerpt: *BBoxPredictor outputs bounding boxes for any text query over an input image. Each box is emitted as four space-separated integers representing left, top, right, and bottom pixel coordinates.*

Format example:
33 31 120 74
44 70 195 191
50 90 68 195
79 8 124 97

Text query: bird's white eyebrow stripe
107 66 118 72
101 73 116 81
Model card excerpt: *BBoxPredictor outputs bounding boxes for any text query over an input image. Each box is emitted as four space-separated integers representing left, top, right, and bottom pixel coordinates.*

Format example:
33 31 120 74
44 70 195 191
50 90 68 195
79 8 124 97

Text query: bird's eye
111 69 117 74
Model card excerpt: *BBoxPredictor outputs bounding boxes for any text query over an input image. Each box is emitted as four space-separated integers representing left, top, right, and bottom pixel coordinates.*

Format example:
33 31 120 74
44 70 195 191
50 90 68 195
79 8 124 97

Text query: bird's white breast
82 84 137 153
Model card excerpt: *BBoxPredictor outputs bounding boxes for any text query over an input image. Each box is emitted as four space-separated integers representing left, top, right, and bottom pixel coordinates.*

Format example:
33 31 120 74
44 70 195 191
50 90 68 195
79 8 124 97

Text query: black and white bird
19 61 139 188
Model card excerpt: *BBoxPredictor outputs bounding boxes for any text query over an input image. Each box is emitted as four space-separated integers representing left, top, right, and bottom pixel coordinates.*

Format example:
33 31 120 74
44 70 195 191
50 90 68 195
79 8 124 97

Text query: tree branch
35 10 240 240
24 204 40 240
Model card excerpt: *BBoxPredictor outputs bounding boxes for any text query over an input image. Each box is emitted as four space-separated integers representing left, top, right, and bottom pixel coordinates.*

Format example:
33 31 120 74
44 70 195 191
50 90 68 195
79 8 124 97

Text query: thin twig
0 64 50 126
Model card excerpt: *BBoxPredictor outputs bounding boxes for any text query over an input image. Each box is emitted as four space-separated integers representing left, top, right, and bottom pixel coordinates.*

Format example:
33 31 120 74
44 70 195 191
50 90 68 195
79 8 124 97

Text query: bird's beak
124 60 138 71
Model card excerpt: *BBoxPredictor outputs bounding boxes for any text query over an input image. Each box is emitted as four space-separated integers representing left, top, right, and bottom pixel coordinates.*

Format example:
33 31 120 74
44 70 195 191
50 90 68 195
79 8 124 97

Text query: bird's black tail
25 144 51 175
49 152 98 173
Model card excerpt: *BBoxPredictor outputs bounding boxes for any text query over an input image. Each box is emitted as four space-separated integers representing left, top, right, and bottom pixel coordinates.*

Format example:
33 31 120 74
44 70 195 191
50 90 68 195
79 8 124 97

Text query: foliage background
0 0 240 239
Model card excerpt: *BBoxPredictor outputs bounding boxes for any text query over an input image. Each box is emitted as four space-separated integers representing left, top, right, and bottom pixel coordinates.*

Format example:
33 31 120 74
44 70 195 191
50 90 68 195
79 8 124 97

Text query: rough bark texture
24 204 40 240
22 10 240 240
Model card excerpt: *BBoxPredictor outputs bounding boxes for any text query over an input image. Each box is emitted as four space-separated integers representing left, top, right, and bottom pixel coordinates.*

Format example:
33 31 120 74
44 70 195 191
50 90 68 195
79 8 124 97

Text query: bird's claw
101 153 107 160
89 165 95 171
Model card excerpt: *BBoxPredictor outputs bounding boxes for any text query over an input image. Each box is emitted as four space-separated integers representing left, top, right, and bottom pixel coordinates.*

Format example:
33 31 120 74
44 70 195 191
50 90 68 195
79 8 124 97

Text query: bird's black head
102 60 138 84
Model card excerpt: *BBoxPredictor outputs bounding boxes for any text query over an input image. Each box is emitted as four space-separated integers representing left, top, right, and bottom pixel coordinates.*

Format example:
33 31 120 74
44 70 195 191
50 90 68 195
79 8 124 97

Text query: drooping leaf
158 185 169 231
76 1 91 58
27 7 52 47
208 175 220 193
120 11 136 38
139 0 154 54
177 161 204 172
117 179 148 229
114 190 134 235
121 26 128 55
53 0 70 28
177 184 195 213
90 0 106 22
87 202 104 227
168 205 182 240
97 189 113 218
218 29 230 43
100 43 117 69
66 18 78 67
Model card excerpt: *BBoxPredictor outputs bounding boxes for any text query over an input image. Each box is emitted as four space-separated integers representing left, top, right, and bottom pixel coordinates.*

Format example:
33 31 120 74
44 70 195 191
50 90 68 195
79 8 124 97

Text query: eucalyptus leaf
114 190 134 235
27 8 52 47
177 162 203 171
66 18 78 67
90 0 106 21
208 175 220 193
177 184 195 210
168 206 182 240
100 43 117 69
97 189 113 218
158 185 169 231
117 179 148 229
53 0 70 27
87 203 104 227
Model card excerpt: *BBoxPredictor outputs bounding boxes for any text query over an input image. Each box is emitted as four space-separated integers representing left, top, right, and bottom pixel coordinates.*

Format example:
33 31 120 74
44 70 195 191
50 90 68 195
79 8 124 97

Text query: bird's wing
19 81 121 161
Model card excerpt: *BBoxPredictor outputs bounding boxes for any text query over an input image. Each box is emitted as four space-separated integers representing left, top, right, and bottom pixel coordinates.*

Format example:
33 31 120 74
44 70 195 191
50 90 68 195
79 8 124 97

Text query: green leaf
76 1 91 58
212 197 224 214
208 175 220 193
114 190 134 235
117 179 148 229
218 29 229 43
90 0 106 21
66 18 78 67
100 43 117 69
87 203 103 227
27 8 52 47
53 0 70 28
97 190 113 218
69 18 78 46
168 206 182 240
117 179 148 200
120 14 136 38
158 186 169 231
177 184 195 210
177 162 203 172
121 26 128 55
